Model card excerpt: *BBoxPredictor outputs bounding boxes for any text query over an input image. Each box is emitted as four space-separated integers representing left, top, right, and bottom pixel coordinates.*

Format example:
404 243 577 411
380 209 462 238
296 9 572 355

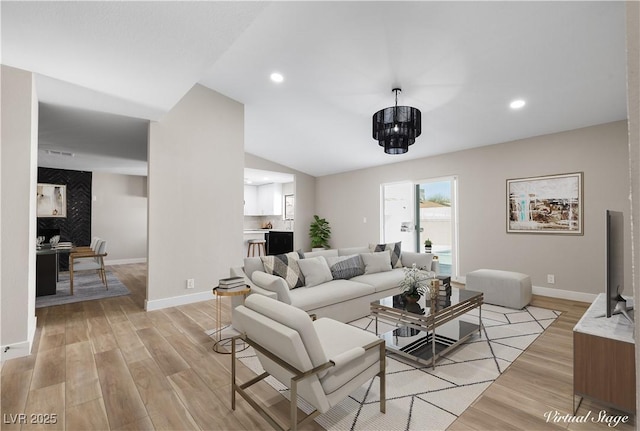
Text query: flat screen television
605 210 633 322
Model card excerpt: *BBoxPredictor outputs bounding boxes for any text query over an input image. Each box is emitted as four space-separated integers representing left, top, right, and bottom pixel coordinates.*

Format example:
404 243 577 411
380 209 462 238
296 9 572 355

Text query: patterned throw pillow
325 254 365 280
370 241 402 268
261 252 305 289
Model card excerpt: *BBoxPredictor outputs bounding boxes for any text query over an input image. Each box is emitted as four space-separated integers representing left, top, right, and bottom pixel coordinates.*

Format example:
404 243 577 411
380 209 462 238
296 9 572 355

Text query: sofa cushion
288 280 375 311
350 268 405 293
244 257 265 280
338 246 370 257
298 256 333 287
325 254 365 280
261 252 305 289
304 249 339 259
370 241 402 268
314 317 381 394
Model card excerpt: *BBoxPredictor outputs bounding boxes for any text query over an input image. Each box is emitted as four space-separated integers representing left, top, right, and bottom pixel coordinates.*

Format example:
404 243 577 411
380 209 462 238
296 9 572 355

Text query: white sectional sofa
230 245 439 323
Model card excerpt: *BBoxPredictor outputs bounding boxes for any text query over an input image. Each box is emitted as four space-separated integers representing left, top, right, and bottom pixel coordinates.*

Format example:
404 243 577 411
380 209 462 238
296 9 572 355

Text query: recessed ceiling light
270 72 284 83
510 99 526 109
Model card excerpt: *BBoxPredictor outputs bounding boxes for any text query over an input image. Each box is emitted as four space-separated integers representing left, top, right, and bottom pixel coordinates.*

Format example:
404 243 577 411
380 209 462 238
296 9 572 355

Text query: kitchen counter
243 230 294 256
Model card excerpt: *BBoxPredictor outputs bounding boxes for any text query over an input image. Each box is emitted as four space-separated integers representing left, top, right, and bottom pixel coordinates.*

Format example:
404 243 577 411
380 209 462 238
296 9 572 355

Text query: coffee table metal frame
371 288 483 369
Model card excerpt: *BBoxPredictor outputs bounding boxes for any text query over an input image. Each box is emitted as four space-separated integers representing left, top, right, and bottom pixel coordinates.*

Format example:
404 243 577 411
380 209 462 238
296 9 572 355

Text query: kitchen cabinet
244 185 258 215
244 183 282 215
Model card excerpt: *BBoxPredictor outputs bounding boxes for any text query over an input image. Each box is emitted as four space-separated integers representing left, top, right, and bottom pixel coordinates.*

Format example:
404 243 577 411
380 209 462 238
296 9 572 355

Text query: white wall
625 0 640 415
0 66 38 360
146 85 244 310
316 121 630 299
92 172 147 264
245 153 316 253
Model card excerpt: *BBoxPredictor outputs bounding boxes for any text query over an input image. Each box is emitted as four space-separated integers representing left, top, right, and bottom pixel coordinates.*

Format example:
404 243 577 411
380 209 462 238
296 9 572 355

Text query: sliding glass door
382 177 457 277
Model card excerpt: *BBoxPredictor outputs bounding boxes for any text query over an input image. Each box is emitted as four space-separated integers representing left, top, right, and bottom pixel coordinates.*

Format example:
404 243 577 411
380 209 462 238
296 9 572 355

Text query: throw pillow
360 250 392 274
325 254 365 280
297 256 333 287
261 252 305 289
370 241 402 268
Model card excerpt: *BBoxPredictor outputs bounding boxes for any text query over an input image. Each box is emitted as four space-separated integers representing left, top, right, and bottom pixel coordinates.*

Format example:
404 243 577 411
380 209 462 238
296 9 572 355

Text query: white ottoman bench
466 269 532 309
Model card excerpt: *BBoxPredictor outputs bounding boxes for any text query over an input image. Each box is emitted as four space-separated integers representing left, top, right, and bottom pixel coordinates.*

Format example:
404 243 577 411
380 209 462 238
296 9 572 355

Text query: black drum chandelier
372 88 421 154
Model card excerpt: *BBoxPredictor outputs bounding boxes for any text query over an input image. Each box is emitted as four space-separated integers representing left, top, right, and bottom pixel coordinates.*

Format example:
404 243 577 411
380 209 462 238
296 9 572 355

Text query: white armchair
232 294 386 431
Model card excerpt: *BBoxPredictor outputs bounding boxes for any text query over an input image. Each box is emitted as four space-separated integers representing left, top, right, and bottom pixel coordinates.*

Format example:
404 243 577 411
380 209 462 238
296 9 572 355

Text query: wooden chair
69 239 108 295
73 236 101 253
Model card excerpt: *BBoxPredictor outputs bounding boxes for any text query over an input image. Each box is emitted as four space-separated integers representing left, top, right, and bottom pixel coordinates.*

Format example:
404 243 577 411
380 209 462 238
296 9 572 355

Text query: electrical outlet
547 274 555 284
186 278 195 289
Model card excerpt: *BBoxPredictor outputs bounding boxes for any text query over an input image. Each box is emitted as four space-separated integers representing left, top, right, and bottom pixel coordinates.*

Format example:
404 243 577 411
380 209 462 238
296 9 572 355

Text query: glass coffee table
370 287 483 369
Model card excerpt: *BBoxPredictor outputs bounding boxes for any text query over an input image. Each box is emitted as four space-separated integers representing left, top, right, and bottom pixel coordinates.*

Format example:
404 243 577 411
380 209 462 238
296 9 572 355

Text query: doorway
382 177 457 277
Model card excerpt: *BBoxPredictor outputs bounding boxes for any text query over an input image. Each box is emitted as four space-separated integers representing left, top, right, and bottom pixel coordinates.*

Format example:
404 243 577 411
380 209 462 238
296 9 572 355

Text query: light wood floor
1 264 635 430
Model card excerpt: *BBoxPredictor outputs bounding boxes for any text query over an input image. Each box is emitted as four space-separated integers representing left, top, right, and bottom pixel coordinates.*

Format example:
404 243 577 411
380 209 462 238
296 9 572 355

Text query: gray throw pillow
370 241 403 268
360 251 392 274
297 256 333 287
325 254 365 280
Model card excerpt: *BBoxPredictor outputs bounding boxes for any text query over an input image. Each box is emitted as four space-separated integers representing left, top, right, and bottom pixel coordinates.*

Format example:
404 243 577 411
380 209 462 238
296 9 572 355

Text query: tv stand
573 293 635 415
612 298 634 323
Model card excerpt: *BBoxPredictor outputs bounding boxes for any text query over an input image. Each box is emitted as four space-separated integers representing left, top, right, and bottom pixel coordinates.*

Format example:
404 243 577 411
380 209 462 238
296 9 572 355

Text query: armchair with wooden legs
69 239 108 295
231 294 386 431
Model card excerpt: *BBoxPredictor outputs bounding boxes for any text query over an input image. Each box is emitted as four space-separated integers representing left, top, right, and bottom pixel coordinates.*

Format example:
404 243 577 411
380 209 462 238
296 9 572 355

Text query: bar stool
247 239 266 257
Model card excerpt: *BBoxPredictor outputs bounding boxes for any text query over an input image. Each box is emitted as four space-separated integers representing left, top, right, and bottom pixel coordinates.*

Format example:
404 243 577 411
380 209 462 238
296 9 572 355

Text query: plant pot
424 246 432 253
403 294 420 304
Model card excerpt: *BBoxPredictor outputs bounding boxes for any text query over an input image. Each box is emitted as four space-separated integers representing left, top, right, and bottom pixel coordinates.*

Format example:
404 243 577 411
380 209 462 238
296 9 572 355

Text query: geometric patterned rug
237 303 560 430
35 270 130 308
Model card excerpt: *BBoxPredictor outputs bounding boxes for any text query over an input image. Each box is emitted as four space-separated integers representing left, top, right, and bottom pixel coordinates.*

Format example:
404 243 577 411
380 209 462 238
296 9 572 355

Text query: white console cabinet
573 293 635 414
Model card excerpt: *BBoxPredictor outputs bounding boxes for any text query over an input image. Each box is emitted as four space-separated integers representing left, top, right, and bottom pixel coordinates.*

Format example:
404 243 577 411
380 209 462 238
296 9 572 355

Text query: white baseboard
1 316 37 362
531 285 597 303
455 276 596 304
105 257 147 266
145 290 215 311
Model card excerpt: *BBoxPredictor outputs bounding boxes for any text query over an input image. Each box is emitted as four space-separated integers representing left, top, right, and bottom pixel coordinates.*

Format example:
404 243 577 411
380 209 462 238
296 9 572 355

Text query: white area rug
236 303 560 431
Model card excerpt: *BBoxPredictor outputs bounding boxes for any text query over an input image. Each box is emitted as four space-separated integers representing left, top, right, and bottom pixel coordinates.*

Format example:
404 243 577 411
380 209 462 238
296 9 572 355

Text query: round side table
212 285 251 354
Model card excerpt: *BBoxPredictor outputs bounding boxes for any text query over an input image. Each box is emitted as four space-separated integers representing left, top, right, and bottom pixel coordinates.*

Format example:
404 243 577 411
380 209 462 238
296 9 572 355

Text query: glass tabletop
372 286 481 317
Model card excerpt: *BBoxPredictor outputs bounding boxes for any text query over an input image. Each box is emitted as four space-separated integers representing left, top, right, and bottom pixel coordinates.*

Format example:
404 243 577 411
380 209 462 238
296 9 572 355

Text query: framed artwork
506 172 583 234
37 183 67 218
284 194 295 220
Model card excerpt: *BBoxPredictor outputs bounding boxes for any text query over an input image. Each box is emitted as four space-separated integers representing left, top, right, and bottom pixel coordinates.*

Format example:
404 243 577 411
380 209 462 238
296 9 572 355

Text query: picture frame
37 183 67 218
506 172 583 235
284 194 295 220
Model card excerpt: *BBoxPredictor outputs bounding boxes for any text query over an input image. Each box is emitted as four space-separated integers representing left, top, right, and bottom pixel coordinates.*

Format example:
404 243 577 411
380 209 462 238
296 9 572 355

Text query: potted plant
424 238 432 253
399 264 429 303
309 215 331 250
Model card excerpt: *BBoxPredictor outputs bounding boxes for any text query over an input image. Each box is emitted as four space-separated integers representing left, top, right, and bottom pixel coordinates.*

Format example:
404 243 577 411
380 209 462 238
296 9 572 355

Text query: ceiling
1 1 628 177
244 168 295 187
